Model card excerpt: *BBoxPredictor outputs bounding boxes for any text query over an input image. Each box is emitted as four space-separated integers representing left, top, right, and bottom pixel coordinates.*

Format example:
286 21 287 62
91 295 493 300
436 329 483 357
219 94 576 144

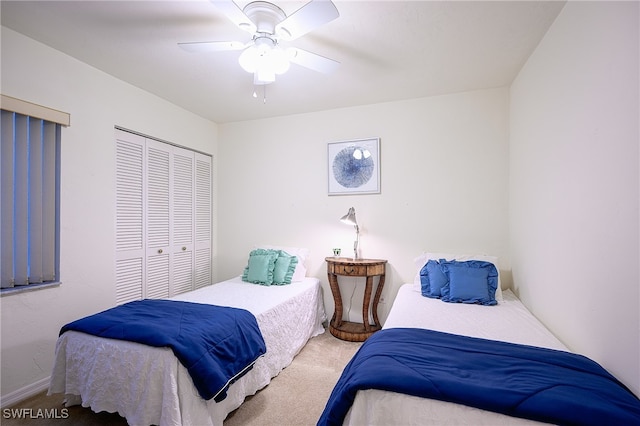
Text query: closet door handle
182 247 187 251
157 249 163 254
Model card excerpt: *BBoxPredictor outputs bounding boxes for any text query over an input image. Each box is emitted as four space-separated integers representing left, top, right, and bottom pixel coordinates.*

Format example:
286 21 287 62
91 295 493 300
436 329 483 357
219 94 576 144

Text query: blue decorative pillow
419 259 448 298
272 251 298 285
440 260 498 306
242 249 279 285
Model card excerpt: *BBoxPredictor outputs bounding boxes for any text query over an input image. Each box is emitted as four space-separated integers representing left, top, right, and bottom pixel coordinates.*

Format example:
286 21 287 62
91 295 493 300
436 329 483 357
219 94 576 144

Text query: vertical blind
1 110 61 288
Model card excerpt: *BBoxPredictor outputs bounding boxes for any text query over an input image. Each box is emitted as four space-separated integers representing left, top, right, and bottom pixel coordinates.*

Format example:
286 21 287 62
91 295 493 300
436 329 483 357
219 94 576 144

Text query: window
1 96 69 295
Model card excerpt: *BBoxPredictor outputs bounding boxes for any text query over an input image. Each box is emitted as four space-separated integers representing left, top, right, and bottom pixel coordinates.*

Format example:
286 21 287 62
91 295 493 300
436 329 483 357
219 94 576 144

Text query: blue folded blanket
60 299 266 402
318 328 640 425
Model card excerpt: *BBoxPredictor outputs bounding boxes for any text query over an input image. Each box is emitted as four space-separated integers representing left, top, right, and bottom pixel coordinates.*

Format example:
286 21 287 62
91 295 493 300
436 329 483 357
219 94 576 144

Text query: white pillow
413 252 503 301
256 245 309 282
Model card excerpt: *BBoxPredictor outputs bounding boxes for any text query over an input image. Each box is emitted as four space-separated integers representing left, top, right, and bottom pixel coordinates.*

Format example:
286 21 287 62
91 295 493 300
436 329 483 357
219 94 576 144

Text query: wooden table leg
362 276 373 332
327 273 343 328
371 274 385 328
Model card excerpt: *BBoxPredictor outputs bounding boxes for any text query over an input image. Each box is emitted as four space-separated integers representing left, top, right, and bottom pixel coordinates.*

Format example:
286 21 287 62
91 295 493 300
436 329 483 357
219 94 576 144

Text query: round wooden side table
325 257 387 342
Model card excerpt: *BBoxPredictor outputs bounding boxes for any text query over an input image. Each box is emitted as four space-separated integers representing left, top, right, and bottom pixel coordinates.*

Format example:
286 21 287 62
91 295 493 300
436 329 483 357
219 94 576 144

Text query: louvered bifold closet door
194 153 212 289
146 139 171 299
171 146 195 295
115 131 145 304
115 130 212 302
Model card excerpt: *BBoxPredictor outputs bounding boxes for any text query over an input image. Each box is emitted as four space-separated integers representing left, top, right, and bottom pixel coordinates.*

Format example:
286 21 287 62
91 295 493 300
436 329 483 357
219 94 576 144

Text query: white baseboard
1 377 50 408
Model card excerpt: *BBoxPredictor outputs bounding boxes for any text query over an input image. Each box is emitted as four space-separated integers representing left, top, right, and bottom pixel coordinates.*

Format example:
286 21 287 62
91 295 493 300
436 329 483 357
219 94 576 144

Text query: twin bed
49 247 326 426
320 253 640 425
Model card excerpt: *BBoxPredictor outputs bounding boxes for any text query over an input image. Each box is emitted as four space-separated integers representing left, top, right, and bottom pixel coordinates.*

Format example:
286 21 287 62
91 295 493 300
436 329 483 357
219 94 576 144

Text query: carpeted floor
3 329 361 426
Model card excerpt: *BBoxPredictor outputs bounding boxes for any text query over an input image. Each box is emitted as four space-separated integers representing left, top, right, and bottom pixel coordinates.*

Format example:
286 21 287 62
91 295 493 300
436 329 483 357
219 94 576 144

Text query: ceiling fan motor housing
242 1 287 36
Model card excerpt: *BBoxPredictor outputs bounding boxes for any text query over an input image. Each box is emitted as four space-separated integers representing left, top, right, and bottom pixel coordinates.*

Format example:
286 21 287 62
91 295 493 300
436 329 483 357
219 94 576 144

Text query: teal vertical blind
1 110 60 288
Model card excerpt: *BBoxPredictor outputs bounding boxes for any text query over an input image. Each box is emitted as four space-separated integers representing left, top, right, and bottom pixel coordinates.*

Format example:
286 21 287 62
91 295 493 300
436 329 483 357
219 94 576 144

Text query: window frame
1 95 68 296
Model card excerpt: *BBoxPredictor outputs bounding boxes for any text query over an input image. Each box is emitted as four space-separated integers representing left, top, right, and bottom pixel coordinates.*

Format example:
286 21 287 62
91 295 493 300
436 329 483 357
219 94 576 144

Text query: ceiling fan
179 0 340 86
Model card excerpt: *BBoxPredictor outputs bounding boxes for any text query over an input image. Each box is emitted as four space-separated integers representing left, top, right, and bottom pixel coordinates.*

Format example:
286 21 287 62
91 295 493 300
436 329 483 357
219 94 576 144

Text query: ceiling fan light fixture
239 37 271 72
254 67 275 84
239 37 290 83
238 45 259 73
269 47 290 74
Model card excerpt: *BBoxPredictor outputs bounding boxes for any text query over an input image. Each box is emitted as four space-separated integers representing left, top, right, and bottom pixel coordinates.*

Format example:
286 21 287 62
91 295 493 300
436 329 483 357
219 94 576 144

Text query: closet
115 129 212 304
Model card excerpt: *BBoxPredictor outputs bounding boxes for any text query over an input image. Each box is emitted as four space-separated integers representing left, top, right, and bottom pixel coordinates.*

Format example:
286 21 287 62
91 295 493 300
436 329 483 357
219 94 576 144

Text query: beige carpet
225 329 362 426
3 329 361 426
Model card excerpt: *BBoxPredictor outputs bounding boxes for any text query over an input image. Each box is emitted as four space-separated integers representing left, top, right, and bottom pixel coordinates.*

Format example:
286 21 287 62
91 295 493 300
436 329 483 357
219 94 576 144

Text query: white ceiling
1 0 566 123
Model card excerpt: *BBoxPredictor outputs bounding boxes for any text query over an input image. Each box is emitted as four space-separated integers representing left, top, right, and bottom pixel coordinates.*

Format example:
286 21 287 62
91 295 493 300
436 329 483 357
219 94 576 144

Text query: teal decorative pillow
272 251 299 285
242 249 279 285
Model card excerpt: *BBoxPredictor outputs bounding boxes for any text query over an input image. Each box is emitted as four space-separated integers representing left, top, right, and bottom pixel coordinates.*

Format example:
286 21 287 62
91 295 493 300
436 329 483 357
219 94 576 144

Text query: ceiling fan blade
210 0 256 34
178 41 246 52
288 47 340 74
276 0 339 41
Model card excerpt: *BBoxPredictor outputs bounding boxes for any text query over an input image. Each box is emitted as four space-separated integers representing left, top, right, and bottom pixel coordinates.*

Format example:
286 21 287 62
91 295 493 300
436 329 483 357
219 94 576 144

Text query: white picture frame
328 138 380 195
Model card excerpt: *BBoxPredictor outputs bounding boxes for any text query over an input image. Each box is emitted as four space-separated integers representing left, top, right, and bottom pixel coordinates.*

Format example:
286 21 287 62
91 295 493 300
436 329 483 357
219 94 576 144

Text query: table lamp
340 207 359 259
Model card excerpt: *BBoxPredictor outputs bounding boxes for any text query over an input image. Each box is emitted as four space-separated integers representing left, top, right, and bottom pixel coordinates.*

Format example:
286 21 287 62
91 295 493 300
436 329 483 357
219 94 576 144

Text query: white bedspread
49 276 326 426
344 284 567 425
384 284 567 350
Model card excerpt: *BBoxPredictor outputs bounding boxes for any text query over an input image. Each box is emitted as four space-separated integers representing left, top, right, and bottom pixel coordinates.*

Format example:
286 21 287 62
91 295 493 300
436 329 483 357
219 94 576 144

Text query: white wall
510 1 639 396
0 28 218 401
217 88 510 325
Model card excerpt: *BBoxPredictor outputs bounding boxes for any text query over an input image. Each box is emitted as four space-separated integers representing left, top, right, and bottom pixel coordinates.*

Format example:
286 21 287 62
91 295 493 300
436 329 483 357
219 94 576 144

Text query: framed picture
328 138 380 195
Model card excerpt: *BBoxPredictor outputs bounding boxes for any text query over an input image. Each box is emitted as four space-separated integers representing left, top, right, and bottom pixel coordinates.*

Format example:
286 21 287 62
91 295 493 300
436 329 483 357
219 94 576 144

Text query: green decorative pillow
272 251 299 285
242 249 279 285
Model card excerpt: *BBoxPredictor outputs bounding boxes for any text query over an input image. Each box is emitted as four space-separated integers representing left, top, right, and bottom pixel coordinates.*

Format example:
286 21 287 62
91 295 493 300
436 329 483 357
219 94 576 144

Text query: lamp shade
340 207 357 227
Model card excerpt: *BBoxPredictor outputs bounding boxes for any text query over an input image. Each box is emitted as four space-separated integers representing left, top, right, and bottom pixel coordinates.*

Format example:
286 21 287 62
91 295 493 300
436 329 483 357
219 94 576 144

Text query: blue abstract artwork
332 146 374 188
328 138 380 195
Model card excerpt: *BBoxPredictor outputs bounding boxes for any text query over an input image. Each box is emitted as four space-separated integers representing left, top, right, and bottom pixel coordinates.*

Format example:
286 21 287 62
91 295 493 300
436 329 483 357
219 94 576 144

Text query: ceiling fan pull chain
251 84 267 103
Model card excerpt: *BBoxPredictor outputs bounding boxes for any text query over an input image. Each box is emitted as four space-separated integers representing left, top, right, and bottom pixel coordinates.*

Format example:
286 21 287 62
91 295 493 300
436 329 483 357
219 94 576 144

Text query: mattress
344 283 566 425
48 276 326 426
